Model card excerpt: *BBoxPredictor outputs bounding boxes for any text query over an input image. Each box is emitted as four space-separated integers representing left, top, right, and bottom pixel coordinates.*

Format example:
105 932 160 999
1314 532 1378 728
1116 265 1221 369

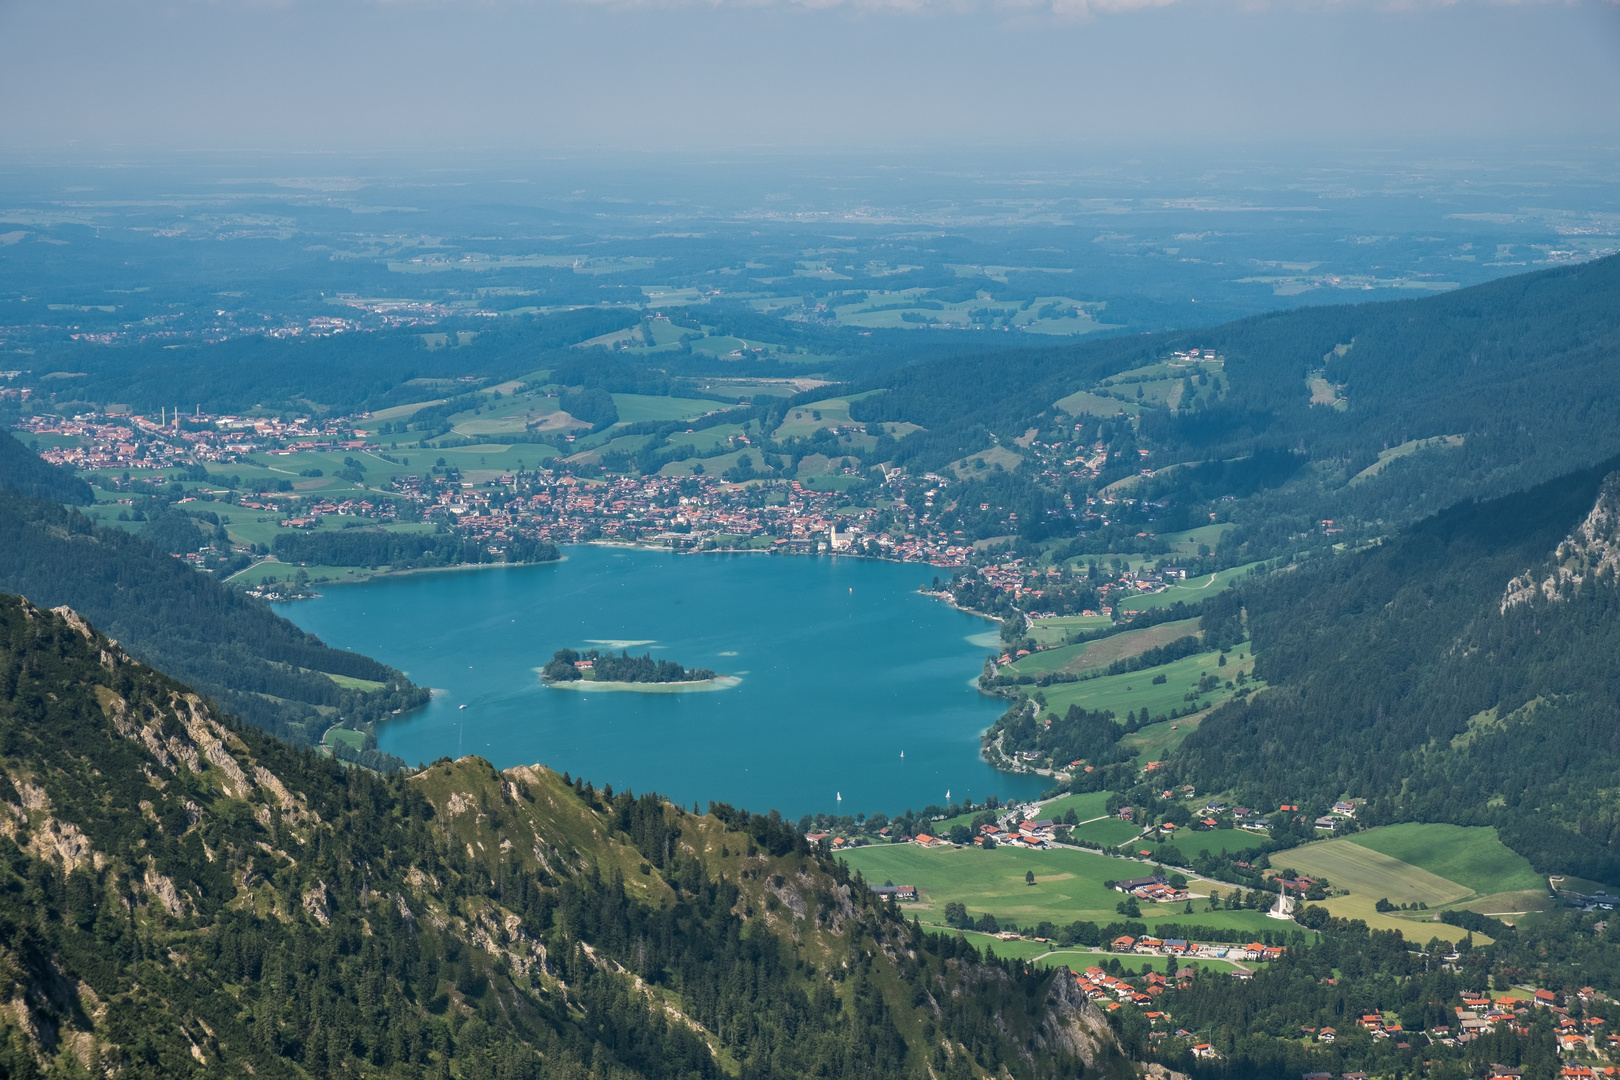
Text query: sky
0 0 1617 152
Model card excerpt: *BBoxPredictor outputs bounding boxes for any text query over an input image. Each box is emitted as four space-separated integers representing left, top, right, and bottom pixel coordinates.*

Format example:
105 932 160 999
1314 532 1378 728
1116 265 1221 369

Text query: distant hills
852 254 1620 555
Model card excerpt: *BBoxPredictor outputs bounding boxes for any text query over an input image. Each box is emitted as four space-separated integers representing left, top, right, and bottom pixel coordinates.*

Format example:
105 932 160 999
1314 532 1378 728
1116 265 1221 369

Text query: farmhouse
868 885 917 901
1116 875 1166 893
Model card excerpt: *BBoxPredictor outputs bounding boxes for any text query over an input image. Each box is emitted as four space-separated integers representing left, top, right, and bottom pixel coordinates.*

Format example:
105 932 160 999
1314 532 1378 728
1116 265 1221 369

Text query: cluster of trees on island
541 647 716 684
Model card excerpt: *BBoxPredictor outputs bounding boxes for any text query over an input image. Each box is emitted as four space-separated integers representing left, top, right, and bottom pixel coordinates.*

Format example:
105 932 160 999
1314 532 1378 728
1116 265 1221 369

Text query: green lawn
1072 819 1145 847
1038 791 1114 822
1345 824 1544 896
841 843 1281 939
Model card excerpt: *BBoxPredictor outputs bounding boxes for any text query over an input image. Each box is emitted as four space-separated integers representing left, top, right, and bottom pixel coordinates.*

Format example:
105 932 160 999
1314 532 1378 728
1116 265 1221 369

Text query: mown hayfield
1346 824 1544 897
1013 619 1203 679
1277 835 1469 908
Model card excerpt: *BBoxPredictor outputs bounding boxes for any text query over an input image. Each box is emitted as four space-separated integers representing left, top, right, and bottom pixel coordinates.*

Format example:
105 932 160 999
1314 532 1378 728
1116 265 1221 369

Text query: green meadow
1028 614 1113 647
1055 389 1140 418
841 842 1282 940
1035 647 1256 722
1117 564 1257 612
1270 824 1542 942
1345 824 1545 896
771 395 867 439
1012 618 1203 678
1037 790 1114 822
611 394 721 423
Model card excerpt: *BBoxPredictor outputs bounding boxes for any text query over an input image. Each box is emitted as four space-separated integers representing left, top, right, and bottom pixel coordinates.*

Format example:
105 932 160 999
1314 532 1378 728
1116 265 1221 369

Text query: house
1314 815 1339 831
1191 1044 1218 1060
869 885 917 901
1112 936 1137 951
1332 801 1356 816
1317 1027 1335 1042
1535 989 1558 1006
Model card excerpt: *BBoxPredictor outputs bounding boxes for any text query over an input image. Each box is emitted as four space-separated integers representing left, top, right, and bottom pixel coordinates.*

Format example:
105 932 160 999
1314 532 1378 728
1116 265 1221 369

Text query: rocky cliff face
1503 471 1620 611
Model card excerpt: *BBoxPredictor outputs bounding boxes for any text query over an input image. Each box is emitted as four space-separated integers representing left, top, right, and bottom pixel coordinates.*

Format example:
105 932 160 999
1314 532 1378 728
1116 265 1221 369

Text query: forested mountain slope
1170 455 1620 881
0 429 92 505
0 596 1137 1080
851 254 1620 551
0 488 426 752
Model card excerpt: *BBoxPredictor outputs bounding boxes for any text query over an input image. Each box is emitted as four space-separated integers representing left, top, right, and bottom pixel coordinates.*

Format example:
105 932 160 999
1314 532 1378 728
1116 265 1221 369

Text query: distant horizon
3 0 1617 152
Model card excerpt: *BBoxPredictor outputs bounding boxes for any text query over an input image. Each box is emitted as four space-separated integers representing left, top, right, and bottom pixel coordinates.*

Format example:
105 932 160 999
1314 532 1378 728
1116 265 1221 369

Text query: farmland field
1010 618 1202 678
611 394 719 423
1028 614 1112 647
1271 831 1491 942
841 842 1282 940
1037 790 1114 822
1035 647 1255 721
1055 389 1140 418
1071 818 1144 847
1346 824 1544 897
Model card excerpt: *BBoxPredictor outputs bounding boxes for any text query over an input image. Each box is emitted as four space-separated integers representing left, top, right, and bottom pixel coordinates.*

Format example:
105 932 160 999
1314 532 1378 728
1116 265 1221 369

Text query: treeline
0 489 426 747
271 528 558 570
1103 634 1202 676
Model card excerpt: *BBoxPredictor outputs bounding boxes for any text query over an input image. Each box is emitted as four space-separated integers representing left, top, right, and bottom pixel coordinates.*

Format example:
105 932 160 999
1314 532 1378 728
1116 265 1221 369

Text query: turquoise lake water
276 546 1047 820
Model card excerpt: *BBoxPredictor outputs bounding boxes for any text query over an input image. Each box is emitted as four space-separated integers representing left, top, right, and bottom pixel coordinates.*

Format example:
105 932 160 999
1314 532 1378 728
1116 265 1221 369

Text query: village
11 408 1214 583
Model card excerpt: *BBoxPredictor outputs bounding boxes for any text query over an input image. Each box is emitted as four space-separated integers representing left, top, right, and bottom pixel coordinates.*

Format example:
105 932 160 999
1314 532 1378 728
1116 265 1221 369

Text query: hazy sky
1 0 1617 151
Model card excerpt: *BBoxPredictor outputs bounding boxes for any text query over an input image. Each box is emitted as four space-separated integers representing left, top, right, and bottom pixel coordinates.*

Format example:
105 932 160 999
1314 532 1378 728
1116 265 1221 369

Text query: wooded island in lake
541 647 717 684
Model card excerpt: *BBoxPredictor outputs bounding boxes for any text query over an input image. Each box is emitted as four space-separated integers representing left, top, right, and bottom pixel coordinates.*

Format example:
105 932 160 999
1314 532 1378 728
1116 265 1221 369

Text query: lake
277 546 1048 820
